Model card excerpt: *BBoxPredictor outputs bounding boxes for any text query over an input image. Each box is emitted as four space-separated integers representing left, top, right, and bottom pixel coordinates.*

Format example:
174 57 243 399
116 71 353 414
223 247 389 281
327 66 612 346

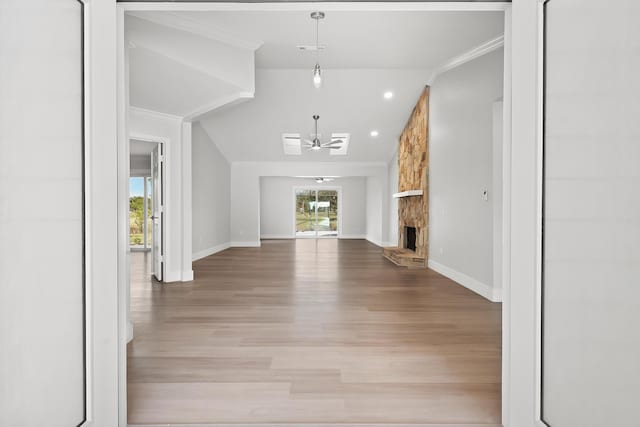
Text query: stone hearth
384 87 429 268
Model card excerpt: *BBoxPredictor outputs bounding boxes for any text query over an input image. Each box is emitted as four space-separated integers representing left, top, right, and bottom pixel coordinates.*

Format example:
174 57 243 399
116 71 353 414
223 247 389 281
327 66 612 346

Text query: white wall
365 176 384 246
191 123 231 259
259 177 366 238
387 151 399 246
231 162 387 246
428 48 503 302
129 107 192 281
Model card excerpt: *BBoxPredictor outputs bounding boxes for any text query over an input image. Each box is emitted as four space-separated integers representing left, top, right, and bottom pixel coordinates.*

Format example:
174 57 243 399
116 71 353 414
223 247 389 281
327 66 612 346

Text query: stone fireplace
383 87 429 268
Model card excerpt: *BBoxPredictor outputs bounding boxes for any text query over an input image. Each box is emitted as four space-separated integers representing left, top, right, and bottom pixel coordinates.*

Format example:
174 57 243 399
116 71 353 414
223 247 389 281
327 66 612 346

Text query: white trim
534 1 547 425
428 259 501 303
182 270 194 281
260 234 294 240
129 105 183 122
339 235 367 240
501 6 513 426
231 241 262 247
366 238 395 247
431 35 505 83
130 424 503 427
163 271 182 283
192 242 231 261
183 91 254 122
365 237 384 247
116 7 129 427
126 321 133 343
119 2 511 12
127 11 264 51
81 1 94 423
129 132 170 146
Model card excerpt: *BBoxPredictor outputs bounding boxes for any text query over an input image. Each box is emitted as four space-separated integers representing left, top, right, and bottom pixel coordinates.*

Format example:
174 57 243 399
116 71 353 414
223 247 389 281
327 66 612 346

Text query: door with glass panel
295 189 338 237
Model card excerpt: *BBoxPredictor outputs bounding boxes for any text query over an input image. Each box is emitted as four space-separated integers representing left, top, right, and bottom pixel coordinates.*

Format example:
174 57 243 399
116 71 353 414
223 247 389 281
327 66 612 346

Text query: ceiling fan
303 115 344 151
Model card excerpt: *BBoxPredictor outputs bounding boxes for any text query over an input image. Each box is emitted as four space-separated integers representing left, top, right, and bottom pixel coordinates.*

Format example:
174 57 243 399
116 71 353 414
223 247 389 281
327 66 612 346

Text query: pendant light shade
313 63 322 88
310 11 324 89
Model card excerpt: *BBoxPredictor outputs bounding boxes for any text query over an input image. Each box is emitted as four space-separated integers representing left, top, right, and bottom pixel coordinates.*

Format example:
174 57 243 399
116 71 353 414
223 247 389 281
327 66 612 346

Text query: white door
151 144 164 281
0 0 87 425
541 1 640 425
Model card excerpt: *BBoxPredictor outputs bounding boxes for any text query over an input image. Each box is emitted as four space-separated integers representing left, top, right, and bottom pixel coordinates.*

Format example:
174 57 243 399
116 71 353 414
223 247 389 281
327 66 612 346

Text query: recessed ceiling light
370 130 379 137
383 91 393 99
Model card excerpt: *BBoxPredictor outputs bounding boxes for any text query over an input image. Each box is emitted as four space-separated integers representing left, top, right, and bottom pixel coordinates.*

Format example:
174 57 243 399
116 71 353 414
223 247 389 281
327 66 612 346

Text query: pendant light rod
313 115 319 138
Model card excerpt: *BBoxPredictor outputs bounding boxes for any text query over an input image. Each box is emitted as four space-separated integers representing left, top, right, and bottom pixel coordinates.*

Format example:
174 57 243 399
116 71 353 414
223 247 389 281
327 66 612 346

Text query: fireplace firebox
405 226 417 252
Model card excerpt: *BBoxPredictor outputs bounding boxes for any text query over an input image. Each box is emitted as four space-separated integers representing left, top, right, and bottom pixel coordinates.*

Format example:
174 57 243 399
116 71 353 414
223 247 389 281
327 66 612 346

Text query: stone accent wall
397 87 429 259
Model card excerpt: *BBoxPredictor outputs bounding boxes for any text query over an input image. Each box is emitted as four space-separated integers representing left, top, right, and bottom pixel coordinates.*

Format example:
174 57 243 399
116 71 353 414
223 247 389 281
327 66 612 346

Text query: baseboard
366 237 396 247
230 241 261 247
182 270 194 282
192 242 231 261
339 234 367 239
131 423 502 427
427 259 501 303
260 234 294 240
366 236 381 247
163 271 181 283
126 320 133 343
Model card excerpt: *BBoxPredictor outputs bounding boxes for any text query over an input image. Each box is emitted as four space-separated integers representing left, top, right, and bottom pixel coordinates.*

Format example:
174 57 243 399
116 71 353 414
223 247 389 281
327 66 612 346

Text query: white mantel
392 189 423 198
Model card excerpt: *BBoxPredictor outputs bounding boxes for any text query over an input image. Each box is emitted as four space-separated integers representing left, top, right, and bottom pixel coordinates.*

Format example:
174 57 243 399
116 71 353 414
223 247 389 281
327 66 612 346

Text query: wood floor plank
128 239 501 425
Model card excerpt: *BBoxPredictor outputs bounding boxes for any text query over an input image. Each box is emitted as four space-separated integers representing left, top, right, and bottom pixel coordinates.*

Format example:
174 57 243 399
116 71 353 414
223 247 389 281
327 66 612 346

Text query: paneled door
0 0 87 425
542 1 640 426
151 144 164 281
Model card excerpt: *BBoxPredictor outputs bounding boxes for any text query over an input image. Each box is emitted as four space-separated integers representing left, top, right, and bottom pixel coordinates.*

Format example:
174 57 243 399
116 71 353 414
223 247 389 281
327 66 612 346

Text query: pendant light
310 11 325 89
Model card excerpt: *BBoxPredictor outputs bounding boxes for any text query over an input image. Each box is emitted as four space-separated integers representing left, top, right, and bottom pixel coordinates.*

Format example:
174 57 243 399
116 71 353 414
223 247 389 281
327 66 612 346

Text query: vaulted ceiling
126 10 504 162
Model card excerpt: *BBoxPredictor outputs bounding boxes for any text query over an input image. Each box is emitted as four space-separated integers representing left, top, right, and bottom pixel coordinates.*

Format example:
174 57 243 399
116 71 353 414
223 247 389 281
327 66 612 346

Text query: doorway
129 139 164 282
295 188 339 238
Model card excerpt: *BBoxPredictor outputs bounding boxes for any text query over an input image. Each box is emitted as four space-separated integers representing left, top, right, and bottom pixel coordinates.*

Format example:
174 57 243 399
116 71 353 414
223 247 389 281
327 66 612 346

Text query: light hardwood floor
128 239 501 425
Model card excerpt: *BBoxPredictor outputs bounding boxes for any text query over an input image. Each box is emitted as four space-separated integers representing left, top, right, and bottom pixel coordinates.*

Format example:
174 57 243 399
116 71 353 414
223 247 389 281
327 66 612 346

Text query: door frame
110 2 547 427
293 186 343 238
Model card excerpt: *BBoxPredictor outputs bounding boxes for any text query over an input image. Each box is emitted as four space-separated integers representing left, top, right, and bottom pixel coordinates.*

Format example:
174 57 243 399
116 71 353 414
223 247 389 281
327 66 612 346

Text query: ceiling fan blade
329 146 342 150
302 139 314 145
322 141 343 147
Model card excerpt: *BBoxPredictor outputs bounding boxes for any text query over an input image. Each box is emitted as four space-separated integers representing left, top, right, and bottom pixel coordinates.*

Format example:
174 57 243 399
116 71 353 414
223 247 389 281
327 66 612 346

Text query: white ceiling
127 10 504 162
163 11 504 69
199 68 432 162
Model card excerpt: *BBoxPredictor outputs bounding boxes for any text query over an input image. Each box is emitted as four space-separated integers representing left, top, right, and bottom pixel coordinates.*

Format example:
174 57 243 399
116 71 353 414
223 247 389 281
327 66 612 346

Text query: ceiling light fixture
370 130 379 137
310 11 325 89
383 91 394 99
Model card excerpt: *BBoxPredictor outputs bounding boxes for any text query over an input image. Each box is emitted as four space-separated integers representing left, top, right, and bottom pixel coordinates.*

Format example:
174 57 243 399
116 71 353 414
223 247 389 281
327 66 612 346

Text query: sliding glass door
295 189 338 238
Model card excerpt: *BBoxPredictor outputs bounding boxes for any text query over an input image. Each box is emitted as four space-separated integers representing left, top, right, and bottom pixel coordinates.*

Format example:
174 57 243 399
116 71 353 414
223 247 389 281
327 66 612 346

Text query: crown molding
431 34 505 83
129 106 184 122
